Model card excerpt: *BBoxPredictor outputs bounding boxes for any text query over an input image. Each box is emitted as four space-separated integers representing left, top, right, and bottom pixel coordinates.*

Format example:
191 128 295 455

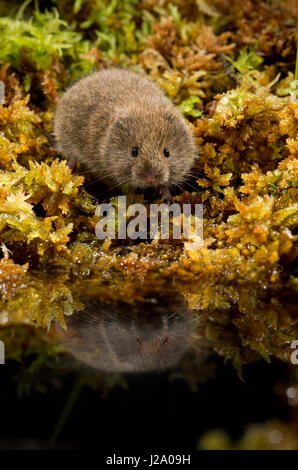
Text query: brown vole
54 68 198 196
53 297 193 373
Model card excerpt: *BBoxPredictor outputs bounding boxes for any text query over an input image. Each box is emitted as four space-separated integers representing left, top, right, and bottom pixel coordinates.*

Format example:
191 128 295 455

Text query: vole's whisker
84 175 107 187
164 310 179 320
184 182 200 192
77 169 96 176
175 183 185 193
186 171 210 180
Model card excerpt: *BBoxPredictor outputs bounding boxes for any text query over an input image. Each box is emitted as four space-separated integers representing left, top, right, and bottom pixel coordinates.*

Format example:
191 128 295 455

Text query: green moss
179 96 202 117
231 46 264 75
0 6 82 70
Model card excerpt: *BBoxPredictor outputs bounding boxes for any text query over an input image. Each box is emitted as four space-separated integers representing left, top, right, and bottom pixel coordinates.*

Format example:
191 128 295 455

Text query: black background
0 357 290 450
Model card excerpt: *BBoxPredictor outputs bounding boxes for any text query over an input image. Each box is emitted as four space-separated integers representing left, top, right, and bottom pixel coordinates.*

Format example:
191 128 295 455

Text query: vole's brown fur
54 68 198 191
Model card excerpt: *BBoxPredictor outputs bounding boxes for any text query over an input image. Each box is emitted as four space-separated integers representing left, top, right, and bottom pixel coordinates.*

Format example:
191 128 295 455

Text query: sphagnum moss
0 0 297 380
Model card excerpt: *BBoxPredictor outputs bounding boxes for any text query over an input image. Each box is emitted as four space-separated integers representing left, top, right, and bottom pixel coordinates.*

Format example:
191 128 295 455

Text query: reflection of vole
54 298 193 373
54 68 198 197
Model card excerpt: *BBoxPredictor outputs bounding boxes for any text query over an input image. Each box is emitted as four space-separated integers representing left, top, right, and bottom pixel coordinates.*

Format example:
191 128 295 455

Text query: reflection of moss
0 323 127 396
0 0 297 376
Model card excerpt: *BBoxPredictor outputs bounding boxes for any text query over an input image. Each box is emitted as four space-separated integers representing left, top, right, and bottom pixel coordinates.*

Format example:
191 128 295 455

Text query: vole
53 297 193 373
54 68 198 199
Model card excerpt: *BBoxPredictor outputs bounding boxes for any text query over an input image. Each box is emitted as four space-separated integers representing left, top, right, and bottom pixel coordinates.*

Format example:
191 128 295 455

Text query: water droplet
286 387 296 399
268 430 283 444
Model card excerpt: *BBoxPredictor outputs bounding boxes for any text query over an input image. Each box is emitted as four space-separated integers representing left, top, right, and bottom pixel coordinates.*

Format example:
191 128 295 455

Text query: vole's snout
145 169 159 185
134 164 168 188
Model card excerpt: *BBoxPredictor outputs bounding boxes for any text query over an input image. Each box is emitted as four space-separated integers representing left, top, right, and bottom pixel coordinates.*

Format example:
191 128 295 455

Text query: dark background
0 358 290 450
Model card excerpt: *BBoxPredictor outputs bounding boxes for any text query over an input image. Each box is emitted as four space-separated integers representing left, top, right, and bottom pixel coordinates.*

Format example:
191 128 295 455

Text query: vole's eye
131 147 139 158
163 147 170 158
162 337 169 345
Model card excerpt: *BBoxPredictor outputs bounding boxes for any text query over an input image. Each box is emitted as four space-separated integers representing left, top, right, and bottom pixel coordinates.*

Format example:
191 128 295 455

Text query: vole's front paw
67 158 77 172
159 186 173 204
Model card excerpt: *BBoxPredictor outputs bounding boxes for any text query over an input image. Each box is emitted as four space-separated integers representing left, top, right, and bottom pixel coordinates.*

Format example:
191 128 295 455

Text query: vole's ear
108 116 133 144
163 113 176 124
114 120 125 131
111 110 134 140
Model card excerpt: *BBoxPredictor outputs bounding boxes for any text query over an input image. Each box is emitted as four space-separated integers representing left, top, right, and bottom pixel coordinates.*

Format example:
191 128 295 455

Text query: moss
231 47 264 75
0 0 297 383
198 420 298 450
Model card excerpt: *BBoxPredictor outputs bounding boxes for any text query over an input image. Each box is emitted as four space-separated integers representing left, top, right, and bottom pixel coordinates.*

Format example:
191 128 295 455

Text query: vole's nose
145 169 158 185
136 315 164 341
